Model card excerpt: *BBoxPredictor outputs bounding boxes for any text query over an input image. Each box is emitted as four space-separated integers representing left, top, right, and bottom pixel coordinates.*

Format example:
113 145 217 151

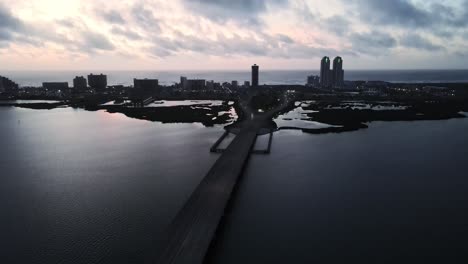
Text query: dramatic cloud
111 27 142 40
182 0 289 26
0 3 24 44
345 0 468 34
349 0 431 28
131 3 161 31
323 15 350 35
0 0 467 70
277 34 295 44
99 10 126 24
0 28 13 41
350 31 397 55
0 4 23 30
399 34 444 51
81 31 115 51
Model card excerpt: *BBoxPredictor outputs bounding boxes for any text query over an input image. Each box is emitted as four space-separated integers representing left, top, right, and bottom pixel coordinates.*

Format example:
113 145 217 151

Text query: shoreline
2 99 468 135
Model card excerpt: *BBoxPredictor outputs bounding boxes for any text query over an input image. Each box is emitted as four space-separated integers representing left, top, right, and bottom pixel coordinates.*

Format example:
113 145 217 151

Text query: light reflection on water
274 101 334 130
1 100 62 104
3 105 468 263
0 107 225 264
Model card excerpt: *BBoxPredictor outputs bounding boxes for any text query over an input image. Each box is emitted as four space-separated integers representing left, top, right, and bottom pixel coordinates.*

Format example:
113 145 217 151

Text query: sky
1 0 468 70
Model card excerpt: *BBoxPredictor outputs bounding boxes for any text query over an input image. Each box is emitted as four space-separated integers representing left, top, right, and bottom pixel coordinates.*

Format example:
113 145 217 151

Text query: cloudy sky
1 0 468 70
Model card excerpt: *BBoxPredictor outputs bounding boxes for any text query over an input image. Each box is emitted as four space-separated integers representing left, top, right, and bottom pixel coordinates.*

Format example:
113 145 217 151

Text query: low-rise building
42 82 69 90
185 79 206 90
134 78 159 92
307 75 320 87
231 80 238 88
73 76 87 90
133 78 159 98
206 80 215 90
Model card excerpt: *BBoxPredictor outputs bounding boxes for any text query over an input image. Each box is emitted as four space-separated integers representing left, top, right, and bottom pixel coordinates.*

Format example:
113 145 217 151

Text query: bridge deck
154 122 260 264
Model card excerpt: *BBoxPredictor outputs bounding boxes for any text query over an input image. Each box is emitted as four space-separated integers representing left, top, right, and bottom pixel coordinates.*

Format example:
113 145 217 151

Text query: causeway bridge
154 92 294 264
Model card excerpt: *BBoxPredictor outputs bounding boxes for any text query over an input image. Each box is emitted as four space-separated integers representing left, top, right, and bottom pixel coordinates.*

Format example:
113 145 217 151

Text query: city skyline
1 0 468 71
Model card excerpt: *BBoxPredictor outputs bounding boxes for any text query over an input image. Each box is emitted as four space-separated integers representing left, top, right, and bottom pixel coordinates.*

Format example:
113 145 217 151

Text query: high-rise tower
332 57 344 88
252 64 259 87
320 57 331 88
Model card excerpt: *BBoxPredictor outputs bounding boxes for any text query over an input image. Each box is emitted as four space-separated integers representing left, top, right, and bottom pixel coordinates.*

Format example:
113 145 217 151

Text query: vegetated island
93 102 238 127
2 81 468 135
276 100 468 134
0 100 240 127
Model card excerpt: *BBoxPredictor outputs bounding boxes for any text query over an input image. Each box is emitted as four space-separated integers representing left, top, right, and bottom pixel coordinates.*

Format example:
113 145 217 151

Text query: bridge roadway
154 93 294 264
155 120 260 264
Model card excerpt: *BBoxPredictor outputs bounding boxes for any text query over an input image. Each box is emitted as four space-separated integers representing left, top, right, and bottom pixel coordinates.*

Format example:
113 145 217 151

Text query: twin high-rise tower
320 57 331 88
320 56 344 89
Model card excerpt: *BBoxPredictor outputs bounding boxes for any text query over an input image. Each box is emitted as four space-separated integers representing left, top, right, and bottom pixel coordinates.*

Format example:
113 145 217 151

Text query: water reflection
0 107 224 264
274 101 336 130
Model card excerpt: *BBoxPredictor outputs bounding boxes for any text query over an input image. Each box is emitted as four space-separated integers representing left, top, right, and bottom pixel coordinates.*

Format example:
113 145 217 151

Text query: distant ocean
2 70 468 87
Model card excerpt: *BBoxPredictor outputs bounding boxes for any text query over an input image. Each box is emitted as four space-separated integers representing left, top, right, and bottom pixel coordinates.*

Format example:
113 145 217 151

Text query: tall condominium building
88 74 107 90
73 76 87 90
332 57 344 88
180 76 187 89
320 57 331 88
252 64 259 87
0 76 19 92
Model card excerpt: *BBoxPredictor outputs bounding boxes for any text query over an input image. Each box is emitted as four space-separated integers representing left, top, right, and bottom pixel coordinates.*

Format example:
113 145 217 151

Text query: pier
210 129 274 154
132 96 155 107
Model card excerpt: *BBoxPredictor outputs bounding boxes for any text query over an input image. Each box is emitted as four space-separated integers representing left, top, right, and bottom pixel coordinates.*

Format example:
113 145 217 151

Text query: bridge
154 92 294 264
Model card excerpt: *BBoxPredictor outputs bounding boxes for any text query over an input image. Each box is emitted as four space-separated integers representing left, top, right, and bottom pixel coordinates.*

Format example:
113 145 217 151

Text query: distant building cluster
41 73 109 92
179 75 253 91
2 63 461 103
307 56 345 89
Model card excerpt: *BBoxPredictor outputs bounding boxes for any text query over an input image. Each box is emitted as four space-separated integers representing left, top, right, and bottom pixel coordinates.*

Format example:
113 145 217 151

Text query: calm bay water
1 106 468 263
2 70 468 87
0 107 223 263
209 119 468 263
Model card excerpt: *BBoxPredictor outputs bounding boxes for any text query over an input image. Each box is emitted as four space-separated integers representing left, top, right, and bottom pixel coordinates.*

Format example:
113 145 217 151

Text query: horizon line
2 68 468 72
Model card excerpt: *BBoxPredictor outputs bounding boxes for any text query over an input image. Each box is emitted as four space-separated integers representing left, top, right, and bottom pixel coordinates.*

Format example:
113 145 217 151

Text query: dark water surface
1 107 468 263
0 107 222 263
209 118 468 263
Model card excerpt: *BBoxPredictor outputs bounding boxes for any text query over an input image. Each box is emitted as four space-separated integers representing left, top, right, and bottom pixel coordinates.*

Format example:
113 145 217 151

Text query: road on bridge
153 91 295 264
